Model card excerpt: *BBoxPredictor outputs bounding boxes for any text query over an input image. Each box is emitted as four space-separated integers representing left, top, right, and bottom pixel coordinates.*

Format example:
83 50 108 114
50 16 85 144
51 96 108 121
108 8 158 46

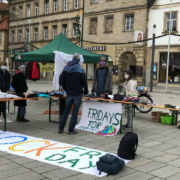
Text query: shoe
59 130 63 134
16 115 20 121
0 118 3 123
68 130 78 135
123 124 132 129
18 116 29 122
6 119 13 123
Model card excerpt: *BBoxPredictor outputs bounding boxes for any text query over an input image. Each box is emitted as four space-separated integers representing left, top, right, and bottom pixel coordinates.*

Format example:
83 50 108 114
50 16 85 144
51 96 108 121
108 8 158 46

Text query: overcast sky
3 0 8 2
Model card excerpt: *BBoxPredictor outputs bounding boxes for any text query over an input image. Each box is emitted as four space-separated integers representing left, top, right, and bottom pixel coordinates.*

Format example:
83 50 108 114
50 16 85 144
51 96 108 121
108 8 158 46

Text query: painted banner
134 30 144 45
76 101 122 136
39 63 54 72
0 130 130 177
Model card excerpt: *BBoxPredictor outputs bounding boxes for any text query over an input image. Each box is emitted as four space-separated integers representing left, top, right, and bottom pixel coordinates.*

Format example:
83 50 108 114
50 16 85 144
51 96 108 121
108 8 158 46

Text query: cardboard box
151 111 169 123
151 111 162 122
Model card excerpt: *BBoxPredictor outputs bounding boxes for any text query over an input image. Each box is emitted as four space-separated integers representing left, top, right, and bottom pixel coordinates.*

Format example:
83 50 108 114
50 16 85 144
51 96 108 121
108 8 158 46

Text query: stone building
83 0 155 84
147 0 180 87
8 0 83 79
0 2 8 63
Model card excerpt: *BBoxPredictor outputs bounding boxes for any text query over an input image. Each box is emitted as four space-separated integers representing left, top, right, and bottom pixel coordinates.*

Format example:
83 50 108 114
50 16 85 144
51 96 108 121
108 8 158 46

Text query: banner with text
76 101 122 136
0 130 130 177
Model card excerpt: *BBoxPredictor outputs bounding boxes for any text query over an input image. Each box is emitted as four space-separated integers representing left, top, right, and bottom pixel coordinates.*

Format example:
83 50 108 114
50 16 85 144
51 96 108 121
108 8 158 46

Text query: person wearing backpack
123 70 138 129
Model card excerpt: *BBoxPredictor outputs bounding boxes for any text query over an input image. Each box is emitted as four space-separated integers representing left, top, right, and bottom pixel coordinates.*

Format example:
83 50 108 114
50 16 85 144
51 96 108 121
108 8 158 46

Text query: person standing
12 65 29 122
0 61 11 122
59 53 88 135
92 57 113 97
123 70 138 129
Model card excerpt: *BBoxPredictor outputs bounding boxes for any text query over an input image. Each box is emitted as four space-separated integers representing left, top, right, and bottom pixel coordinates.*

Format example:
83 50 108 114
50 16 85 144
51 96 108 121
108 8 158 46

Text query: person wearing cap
92 57 113 97
59 53 88 135
0 61 11 122
12 65 29 122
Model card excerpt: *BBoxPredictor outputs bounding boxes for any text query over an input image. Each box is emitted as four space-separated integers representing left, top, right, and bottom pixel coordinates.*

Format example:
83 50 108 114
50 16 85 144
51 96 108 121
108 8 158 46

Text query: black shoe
18 116 29 122
16 115 20 121
123 124 132 129
59 130 63 134
68 130 78 135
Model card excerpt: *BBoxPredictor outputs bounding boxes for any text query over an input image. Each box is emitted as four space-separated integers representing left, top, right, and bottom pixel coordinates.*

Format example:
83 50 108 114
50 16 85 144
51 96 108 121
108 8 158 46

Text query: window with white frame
54 0 58 12
53 26 57 39
125 14 134 31
19 30 22 42
74 0 79 9
62 24 67 37
12 31 15 43
0 34 1 45
73 23 78 37
12 7 16 19
45 0 49 14
92 0 98 4
35 3 38 16
26 29 29 43
34 28 38 41
27 4 30 17
64 0 68 11
166 13 177 32
44 27 48 39
19 6 23 19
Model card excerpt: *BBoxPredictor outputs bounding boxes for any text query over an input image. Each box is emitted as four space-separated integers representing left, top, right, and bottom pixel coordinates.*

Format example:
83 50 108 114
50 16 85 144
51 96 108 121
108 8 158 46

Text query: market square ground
1 80 180 180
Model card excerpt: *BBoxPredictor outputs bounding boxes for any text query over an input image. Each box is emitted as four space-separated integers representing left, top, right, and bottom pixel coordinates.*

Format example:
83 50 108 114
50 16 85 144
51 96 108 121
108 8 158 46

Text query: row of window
90 12 178 34
12 0 80 19
90 14 134 33
11 23 78 43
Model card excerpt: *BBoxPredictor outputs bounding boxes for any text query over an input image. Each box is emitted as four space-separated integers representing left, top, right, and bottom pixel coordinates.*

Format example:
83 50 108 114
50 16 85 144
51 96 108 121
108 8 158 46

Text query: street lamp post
150 24 156 92
28 19 31 50
165 0 172 91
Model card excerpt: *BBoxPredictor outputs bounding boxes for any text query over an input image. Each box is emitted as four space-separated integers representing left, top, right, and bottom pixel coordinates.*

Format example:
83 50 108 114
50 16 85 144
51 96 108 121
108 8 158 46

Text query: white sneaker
6 110 11 113
6 118 13 123
0 118 3 123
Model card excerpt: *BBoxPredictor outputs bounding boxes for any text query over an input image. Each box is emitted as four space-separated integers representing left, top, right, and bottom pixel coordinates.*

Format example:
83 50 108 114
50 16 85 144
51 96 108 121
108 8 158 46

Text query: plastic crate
161 115 176 125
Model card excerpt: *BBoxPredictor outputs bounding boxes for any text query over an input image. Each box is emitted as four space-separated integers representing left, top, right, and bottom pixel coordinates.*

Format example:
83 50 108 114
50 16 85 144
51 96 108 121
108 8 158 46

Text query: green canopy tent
14 33 108 63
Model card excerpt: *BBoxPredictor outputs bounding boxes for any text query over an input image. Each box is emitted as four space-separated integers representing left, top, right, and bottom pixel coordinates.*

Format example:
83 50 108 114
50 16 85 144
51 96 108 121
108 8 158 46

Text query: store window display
159 53 180 83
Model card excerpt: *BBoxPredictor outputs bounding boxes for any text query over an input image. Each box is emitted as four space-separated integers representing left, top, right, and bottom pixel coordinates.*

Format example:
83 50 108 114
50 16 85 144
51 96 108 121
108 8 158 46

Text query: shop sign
10 49 24 55
134 30 144 45
40 63 54 72
82 46 106 51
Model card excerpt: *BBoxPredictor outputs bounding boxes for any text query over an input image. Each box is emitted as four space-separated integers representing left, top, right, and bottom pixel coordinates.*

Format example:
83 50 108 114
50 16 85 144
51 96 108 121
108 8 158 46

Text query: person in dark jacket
0 61 10 122
92 57 113 97
12 65 29 122
59 53 88 134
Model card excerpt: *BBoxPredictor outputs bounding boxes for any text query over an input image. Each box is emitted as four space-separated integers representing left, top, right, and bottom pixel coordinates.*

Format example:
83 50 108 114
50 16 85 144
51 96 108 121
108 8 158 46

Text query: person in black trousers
12 65 29 122
0 61 10 122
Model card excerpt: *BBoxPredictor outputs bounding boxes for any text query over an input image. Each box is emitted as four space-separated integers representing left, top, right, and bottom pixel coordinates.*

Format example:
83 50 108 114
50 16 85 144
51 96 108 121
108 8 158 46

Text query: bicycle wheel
135 94 153 113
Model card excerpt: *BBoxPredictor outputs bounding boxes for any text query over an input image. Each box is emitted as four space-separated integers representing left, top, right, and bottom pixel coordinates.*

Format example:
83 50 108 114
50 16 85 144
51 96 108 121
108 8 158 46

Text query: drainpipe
81 0 85 48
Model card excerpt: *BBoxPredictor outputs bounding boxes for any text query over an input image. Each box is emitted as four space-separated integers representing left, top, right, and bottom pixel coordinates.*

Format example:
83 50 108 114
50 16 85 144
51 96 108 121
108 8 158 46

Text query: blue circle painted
0 136 27 145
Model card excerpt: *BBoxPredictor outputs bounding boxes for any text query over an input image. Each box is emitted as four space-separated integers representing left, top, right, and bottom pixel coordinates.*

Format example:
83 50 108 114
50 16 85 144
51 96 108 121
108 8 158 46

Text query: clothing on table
92 67 113 95
26 62 40 81
59 60 88 96
12 71 28 107
17 106 26 116
84 94 100 98
97 68 106 95
0 92 21 99
49 90 65 96
53 52 84 90
38 94 50 98
0 69 10 93
124 79 138 96
59 95 82 133
32 91 50 95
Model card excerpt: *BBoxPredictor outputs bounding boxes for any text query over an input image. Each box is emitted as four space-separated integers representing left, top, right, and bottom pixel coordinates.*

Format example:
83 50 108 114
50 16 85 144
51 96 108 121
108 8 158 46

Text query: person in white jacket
123 70 138 129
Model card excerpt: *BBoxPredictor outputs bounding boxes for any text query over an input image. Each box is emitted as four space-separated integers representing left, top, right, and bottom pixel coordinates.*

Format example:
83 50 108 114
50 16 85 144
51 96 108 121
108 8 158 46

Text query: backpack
96 154 125 175
117 132 138 160
114 94 125 101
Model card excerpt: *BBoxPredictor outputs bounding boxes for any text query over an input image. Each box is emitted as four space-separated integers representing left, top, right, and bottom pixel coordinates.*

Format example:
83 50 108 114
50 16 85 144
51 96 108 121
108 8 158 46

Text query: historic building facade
9 0 82 79
147 0 180 87
83 0 154 84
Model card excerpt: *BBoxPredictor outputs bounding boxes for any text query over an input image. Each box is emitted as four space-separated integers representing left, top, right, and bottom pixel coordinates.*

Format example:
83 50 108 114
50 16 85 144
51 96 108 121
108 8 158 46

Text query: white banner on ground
53 51 84 90
76 101 122 136
0 130 130 177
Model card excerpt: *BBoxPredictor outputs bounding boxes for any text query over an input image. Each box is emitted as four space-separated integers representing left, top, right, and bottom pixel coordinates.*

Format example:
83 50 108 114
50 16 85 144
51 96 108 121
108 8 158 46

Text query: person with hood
92 57 113 97
123 70 138 129
0 61 11 122
12 65 29 122
59 53 88 134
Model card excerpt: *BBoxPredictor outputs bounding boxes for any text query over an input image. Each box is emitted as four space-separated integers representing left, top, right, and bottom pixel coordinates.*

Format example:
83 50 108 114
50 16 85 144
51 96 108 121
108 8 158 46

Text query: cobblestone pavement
1 80 180 180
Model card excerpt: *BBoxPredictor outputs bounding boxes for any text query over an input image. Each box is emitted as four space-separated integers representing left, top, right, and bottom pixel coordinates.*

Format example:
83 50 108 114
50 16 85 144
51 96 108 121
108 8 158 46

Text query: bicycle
117 83 153 113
